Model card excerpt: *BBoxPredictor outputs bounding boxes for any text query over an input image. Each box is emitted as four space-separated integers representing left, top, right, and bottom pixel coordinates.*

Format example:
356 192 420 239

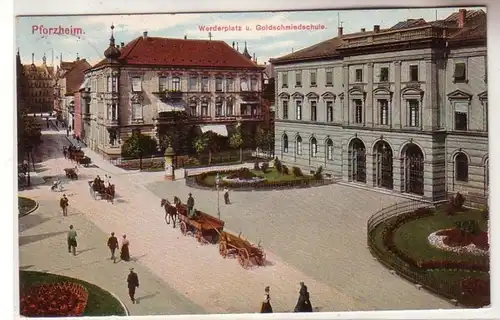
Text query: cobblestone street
18 122 454 315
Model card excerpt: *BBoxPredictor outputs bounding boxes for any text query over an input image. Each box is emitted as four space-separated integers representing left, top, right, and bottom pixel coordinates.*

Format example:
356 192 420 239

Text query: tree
159 133 172 151
193 131 220 166
193 134 208 159
121 132 158 169
255 125 267 151
229 125 244 163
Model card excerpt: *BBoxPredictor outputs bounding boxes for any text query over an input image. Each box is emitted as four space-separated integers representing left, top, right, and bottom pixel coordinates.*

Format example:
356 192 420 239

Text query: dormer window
131 76 142 92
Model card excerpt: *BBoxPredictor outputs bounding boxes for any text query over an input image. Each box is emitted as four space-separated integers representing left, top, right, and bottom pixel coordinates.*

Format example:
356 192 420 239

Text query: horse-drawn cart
218 231 266 269
64 168 78 180
176 204 225 244
88 180 115 203
78 156 91 167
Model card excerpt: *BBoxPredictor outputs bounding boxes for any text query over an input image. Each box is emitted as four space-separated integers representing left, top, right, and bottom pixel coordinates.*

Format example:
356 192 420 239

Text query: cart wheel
219 241 228 258
237 248 250 269
180 221 187 235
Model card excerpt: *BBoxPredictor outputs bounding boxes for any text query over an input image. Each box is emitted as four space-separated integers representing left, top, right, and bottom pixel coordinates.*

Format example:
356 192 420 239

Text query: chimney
121 42 125 47
236 42 239 51
374 25 380 33
184 35 187 39
232 41 235 49
361 28 366 32
143 31 148 39
458 9 466 28
76 53 80 61
338 27 343 36
31 53 34 64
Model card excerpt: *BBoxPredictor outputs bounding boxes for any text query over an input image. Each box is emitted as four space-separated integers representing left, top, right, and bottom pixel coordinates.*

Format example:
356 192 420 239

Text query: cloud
78 13 204 34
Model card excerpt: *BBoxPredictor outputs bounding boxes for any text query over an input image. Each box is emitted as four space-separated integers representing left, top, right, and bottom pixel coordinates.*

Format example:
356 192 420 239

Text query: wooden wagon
218 231 266 269
176 204 225 244
78 156 91 167
64 168 78 180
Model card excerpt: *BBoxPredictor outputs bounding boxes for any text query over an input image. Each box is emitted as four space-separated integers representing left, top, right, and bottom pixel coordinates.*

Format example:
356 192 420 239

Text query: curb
18 199 39 218
108 290 130 316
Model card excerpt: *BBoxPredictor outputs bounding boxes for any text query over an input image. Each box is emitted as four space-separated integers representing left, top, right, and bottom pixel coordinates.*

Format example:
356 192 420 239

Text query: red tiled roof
64 59 92 94
390 18 428 30
60 61 75 70
92 36 261 70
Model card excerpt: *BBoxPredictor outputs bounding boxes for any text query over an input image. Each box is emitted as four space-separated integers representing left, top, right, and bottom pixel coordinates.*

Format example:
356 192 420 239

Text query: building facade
271 8 487 201
22 54 55 115
83 27 264 159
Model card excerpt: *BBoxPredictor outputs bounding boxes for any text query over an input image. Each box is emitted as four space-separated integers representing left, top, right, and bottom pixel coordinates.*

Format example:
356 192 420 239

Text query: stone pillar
164 146 175 181
423 59 435 130
393 61 402 128
342 65 349 125
366 63 374 127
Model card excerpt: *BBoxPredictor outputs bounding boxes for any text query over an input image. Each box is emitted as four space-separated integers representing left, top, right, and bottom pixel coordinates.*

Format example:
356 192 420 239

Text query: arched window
326 139 333 160
455 152 469 182
283 134 288 153
310 137 317 157
296 136 302 155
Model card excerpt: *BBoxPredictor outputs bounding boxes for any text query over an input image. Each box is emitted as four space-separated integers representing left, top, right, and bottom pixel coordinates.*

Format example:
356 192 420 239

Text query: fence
366 194 489 307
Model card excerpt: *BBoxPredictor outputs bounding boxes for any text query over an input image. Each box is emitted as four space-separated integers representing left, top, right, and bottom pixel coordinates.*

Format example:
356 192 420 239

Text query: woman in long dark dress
294 282 313 312
260 286 273 313
120 234 130 261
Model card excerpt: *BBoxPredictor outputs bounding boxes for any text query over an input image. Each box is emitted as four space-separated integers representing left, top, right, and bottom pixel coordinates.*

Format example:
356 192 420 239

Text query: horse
161 198 178 228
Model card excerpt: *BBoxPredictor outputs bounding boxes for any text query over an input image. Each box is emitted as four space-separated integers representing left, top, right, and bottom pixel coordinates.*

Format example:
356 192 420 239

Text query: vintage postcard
15 5 489 318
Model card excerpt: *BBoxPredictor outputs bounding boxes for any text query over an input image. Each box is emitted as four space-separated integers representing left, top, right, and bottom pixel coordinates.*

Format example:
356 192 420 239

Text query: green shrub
455 220 481 235
254 160 260 170
292 166 303 177
282 165 289 175
313 166 323 180
261 162 269 174
274 158 283 174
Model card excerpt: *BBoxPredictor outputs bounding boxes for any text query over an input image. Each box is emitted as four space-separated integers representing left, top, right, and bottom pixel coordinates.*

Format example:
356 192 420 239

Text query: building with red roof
270 8 487 201
82 26 265 159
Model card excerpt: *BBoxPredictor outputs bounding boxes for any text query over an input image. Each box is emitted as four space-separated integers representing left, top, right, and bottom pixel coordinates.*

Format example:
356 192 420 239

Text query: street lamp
215 172 221 220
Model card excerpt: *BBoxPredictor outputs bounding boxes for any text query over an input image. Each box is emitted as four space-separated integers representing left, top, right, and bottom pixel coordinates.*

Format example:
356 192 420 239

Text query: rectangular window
325 69 333 86
380 67 389 82
310 101 317 121
311 142 317 157
297 140 302 155
215 77 223 92
226 100 233 116
296 100 302 120
226 78 234 91
107 76 112 92
215 101 223 116
112 76 118 92
327 144 333 160
455 112 468 130
172 77 180 91
282 72 288 88
410 65 419 82
354 99 362 124
408 100 419 127
250 78 258 91
131 77 142 92
326 101 333 122
159 76 167 92
355 69 363 82
189 76 198 91
454 62 466 82
189 101 197 116
132 103 142 120
240 77 249 91
379 99 388 125
282 100 288 119
310 71 317 86
202 77 209 92
201 102 209 116
295 71 302 87
283 138 288 153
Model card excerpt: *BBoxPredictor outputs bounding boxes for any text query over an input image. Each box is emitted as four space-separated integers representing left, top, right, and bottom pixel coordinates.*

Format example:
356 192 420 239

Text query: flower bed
20 282 88 317
428 229 489 256
18 197 38 217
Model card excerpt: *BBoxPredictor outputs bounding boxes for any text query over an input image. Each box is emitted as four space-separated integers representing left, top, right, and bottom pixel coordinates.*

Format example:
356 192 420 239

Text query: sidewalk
18 197 205 316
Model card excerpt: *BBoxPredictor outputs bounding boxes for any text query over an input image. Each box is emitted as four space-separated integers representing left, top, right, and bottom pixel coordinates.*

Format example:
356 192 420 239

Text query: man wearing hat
60 194 69 216
127 268 140 304
107 232 119 263
187 192 196 219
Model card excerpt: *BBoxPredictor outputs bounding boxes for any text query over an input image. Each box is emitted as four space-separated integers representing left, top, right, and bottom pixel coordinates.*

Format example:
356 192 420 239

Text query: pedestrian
223 186 230 204
60 194 69 216
294 282 313 312
104 174 109 185
67 225 77 256
127 268 140 304
63 147 67 159
66 127 69 137
260 286 273 313
120 234 130 261
107 232 119 263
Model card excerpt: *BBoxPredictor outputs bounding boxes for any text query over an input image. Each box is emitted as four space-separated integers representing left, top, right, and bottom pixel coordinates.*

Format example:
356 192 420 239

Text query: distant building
22 54 55 115
83 27 265 159
16 50 28 113
262 62 276 131
271 8 487 201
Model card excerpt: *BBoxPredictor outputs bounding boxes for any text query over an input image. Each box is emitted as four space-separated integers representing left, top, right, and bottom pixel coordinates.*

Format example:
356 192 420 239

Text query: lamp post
216 172 221 220
25 147 32 187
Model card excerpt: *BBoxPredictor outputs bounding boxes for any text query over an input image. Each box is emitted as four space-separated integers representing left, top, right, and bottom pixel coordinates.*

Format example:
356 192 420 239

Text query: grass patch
201 167 313 185
18 197 37 216
19 270 126 316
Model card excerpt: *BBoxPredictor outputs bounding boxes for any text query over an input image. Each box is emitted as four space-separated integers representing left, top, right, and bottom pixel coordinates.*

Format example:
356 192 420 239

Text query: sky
16 7 484 67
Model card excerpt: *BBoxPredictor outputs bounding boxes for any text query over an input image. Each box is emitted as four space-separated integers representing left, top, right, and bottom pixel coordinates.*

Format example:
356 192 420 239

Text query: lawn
201 167 313 185
18 197 38 216
393 208 488 264
19 271 127 316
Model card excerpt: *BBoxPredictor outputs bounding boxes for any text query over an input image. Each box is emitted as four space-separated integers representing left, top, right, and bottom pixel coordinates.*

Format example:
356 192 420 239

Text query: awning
79 78 90 90
157 101 185 112
200 124 228 137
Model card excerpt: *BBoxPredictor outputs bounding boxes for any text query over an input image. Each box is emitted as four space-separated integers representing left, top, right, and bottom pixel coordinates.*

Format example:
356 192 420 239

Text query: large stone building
22 54 55 115
82 26 265 159
270 8 487 201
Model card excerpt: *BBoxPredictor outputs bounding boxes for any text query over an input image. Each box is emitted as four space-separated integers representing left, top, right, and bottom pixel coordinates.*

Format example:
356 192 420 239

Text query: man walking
107 232 119 263
67 225 77 256
60 194 69 216
127 268 140 304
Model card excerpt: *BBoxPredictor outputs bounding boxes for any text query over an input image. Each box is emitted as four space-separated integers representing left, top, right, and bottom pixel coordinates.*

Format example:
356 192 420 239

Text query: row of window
27 90 51 97
27 82 53 88
28 98 52 104
282 135 334 160
281 62 469 88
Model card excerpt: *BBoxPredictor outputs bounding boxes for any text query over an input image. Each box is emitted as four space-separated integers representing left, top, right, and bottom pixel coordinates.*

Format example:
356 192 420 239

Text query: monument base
164 175 174 181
